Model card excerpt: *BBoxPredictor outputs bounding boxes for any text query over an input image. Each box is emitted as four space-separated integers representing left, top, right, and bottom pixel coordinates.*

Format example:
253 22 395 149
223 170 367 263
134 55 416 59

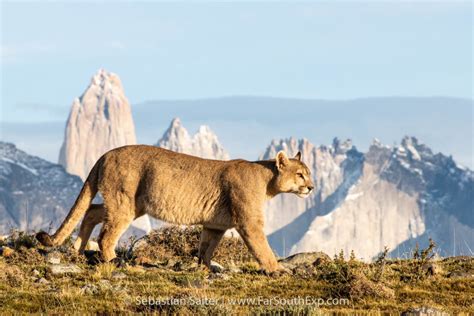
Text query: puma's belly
136 188 230 226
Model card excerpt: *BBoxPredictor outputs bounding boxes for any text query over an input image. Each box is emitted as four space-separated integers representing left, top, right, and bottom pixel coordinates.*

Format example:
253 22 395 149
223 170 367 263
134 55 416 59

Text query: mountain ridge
0 141 83 233
263 136 473 259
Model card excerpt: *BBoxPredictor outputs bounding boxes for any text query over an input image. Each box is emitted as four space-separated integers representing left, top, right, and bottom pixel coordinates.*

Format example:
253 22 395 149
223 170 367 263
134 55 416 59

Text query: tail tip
36 231 54 247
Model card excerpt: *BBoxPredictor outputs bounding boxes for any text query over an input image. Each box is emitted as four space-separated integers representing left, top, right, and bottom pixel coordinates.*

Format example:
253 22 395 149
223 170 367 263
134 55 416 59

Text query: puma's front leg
236 219 279 273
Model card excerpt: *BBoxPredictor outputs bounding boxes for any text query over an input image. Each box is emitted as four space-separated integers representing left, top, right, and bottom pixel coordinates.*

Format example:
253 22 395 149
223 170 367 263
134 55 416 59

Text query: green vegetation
0 227 472 314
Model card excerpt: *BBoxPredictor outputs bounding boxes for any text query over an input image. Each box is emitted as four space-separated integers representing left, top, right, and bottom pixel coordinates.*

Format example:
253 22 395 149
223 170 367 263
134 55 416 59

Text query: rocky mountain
58 69 136 180
156 118 229 160
263 136 473 260
0 142 82 233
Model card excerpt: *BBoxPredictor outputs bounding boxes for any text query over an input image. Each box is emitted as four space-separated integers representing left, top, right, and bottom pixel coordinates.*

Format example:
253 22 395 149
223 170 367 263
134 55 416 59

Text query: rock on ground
210 261 225 273
279 252 331 267
46 251 61 265
49 264 82 275
401 306 450 316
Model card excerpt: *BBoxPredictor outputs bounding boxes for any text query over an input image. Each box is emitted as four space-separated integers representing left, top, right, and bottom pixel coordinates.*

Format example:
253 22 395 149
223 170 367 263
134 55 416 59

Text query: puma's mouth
296 192 310 198
296 187 313 198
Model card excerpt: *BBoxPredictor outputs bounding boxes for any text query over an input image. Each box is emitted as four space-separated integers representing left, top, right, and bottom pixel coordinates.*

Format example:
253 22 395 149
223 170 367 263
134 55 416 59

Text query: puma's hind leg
98 196 135 262
198 227 225 267
73 204 105 253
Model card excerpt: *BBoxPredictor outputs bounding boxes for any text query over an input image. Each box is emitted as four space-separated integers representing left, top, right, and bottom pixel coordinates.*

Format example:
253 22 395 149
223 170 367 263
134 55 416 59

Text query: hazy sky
1 1 472 122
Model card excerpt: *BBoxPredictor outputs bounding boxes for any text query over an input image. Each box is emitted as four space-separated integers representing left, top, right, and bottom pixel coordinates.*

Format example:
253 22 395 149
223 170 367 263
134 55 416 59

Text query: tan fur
73 204 104 253
37 145 314 272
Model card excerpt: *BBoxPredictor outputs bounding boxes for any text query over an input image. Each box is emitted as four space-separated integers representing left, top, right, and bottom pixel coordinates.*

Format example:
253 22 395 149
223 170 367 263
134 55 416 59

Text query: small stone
112 271 127 280
81 283 98 295
50 264 82 275
401 306 449 316
32 269 41 277
46 252 61 265
2 246 14 258
210 261 224 273
36 277 50 285
166 258 177 268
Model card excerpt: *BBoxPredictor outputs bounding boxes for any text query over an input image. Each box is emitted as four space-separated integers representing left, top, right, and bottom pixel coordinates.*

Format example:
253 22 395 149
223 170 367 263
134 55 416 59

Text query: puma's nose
308 185 314 192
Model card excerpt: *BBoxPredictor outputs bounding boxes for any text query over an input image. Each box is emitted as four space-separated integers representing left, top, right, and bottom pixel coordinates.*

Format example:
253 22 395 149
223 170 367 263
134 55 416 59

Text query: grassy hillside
0 227 472 314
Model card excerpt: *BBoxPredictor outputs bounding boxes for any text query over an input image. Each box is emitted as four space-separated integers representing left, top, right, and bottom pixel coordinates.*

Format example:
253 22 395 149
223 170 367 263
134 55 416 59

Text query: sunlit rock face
59 69 136 180
156 118 229 160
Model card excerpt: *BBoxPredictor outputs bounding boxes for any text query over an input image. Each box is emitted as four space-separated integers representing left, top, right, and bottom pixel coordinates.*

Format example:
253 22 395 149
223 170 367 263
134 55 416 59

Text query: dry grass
131 226 254 266
92 263 117 280
0 227 472 314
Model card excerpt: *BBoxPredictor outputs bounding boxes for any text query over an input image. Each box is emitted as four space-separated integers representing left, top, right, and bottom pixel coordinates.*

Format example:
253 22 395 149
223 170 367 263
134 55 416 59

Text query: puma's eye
297 172 304 179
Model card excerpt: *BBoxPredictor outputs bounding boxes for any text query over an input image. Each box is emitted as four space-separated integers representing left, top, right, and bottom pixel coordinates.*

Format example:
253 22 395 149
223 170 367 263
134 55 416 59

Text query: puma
37 146 314 272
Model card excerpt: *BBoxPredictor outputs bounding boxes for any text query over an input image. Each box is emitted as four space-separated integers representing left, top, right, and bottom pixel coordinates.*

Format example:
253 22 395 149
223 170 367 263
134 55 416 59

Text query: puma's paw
277 264 293 274
259 263 291 277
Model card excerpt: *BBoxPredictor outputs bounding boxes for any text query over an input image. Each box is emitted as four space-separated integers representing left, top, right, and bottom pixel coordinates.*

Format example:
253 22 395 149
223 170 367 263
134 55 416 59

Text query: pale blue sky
1 1 472 122
0 1 472 168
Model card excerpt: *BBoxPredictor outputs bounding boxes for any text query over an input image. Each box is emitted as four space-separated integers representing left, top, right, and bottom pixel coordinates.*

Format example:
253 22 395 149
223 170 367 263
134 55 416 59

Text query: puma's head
273 151 315 198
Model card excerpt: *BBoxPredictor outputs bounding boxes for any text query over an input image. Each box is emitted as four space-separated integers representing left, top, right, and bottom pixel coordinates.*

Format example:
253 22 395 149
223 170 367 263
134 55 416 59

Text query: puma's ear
276 151 289 171
294 151 302 161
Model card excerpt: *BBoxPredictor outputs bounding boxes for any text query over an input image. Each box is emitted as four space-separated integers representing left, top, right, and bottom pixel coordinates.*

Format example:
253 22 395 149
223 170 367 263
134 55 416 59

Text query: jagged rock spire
58 69 136 180
156 118 229 160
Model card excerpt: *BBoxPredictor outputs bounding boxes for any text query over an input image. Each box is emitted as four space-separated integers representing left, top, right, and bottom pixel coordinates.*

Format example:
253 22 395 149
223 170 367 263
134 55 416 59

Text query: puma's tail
36 158 102 247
